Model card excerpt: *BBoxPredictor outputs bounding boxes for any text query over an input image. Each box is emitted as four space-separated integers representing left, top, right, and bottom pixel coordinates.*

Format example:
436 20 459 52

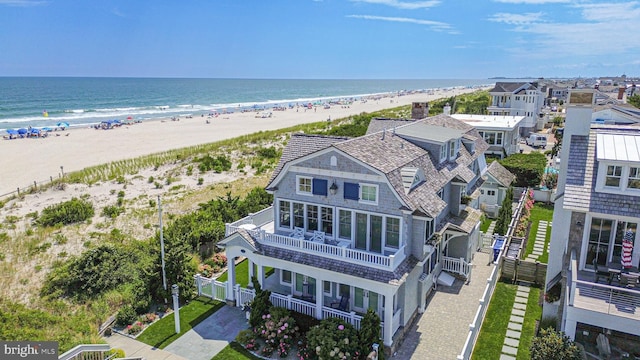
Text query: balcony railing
568 251 640 321
226 206 407 271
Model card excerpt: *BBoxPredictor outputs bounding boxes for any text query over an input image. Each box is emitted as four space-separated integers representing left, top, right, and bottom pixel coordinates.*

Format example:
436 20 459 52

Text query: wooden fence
501 258 547 285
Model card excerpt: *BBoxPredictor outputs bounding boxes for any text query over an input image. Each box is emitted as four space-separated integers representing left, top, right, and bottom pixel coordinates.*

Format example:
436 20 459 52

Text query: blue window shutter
344 182 359 200
312 179 328 196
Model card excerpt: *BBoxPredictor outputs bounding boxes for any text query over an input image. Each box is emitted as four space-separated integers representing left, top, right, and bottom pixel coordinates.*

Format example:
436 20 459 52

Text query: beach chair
311 230 325 243
330 295 350 312
592 259 609 284
290 227 305 240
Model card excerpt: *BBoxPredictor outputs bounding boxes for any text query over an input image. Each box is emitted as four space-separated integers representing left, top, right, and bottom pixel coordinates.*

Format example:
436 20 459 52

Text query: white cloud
576 2 640 21
488 12 545 24
347 14 455 33
112 8 126 18
350 0 440 10
0 0 46 6
493 0 569 3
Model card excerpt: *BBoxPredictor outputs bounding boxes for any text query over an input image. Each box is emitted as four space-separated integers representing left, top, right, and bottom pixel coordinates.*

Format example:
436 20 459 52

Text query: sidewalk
104 333 188 360
104 305 248 360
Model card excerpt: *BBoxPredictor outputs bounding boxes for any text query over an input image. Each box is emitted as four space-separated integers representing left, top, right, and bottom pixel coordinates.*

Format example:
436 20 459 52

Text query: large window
629 167 640 189
307 205 318 231
339 210 352 240
606 165 622 187
297 176 312 195
386 217 400 248
279 200 291 227
586 217 637 269
293 203 305 228
449 140 456 158
321 207 333 234
478 131 503 146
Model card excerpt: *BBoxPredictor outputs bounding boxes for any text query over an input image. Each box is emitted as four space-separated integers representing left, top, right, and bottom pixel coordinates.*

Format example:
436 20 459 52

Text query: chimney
443 103 451 116
411 102 429 119
618 87 626 100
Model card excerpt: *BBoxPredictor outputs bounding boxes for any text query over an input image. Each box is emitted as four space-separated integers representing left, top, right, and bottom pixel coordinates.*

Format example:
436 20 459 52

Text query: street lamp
172 284 180 334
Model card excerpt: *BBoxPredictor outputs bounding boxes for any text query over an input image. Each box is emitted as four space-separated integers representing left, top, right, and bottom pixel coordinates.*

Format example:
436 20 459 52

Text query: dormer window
628 167 640 189
606 165 622 187
596 163 640 194
449 140 456 159
440 144 447 162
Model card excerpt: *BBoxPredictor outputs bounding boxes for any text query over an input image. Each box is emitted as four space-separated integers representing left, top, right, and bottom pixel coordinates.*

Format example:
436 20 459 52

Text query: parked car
526 134 547 148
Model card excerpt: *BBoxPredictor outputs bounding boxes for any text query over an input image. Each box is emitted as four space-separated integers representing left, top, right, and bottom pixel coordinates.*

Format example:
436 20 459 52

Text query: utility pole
159 195 167 291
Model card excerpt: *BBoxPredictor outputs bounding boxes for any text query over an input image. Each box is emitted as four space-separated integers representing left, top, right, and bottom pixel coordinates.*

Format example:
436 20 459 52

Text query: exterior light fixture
330 181 339 195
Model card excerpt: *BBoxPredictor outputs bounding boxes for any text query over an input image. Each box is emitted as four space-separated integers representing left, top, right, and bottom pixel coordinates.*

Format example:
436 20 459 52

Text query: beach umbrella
17 128 28 135
127 116 133 120
622 230 634 269
6 129 18 135
56 122 69 128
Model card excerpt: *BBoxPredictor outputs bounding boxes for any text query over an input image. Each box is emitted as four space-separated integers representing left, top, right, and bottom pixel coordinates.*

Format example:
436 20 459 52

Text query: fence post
17 187 20 196
196 274 202 296
235 284 241 307
350 311 357 327
287 295 293 311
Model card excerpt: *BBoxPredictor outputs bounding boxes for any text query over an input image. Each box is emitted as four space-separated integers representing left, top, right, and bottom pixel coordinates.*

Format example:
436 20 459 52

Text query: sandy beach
0 87 482 196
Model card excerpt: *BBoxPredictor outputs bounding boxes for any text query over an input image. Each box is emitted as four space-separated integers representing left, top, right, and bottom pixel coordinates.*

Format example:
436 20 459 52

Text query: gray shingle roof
564 127 640 217
366 118 416 135
489 82 538 93
486 161 516 187
267 133 351 187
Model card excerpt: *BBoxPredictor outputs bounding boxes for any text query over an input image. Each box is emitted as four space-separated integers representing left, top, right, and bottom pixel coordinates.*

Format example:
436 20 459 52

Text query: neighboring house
219 114 489 350
545 89 640 347
475 161 515 218
547 85 569 105
450 114 525 158
592 104 640 125
487 82 544 136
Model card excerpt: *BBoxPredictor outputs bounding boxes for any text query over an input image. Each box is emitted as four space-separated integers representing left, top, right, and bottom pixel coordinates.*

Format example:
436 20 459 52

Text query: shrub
256 146 280 159
147 176 154 183
306 317 360 360
37 198 95 226
197 154 231 173
530 328 581 360
255 309 298 357
359 309 384 359
102 205 124 218
499 152 547 188
197 177 204 185
116 305 137 327
127 321 143 336
236 329 260 352
249 277 272 328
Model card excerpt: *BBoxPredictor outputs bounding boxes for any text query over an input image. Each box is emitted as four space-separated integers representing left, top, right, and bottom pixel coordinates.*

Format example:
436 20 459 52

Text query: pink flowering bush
127 321 143 335
255 309 299 357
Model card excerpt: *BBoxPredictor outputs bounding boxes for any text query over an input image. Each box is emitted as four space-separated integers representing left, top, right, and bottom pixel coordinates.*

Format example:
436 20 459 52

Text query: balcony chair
592 259 610 284
620 273 639 289
311 230 325 243
290 227 305 240
330 295 350 312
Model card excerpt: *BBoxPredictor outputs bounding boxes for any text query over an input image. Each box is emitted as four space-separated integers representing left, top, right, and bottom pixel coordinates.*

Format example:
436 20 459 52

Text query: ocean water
0 77 492 131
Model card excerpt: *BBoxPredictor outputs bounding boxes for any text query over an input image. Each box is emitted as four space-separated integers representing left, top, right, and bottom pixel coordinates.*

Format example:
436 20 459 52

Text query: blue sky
0 0 638 79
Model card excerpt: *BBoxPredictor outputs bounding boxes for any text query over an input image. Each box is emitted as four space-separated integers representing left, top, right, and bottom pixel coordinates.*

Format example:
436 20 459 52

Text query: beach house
487 82 544 136
544 89 640 353
450 114 525 158
219 113 489 349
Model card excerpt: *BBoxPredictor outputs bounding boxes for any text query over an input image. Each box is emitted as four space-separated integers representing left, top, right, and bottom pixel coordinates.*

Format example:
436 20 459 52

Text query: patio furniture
620 273 639 289
290 227 305 240
311 230 325 243
592 259 610 284
330 295 350 312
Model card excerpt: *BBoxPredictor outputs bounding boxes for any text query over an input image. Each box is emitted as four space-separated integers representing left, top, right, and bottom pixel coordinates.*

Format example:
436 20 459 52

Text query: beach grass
136 296 224 349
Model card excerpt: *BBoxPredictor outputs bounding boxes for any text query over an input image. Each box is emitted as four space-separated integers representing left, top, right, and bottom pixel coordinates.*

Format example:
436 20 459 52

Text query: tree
248 276 272 327
359 309 385 360
530 328 581 360
494 186 513 236
628 94 640 109
152 224 196 302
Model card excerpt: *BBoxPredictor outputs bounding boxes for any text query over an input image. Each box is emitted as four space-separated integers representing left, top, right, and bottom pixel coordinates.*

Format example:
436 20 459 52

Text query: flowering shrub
127 321 143 335
198 264 214 277
306 317 359 360
140 313 157 325
204 252 227 273
236 329 260 352
255 310 299 358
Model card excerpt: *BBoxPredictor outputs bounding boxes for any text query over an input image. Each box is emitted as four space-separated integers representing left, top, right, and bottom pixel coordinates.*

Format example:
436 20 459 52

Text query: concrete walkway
105 305 248 360
500 284 531 359
164 305 249 360
526 220 549 261
104 333 188 360
393 251 495 360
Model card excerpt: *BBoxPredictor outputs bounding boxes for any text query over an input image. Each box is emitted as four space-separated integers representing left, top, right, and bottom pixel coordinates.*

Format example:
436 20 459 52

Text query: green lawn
472 282 517 359
472 282 543 360
211 342 260 360
216 259 274 288
517 287 542 359
137 296 224 349
480 216 493 233
523 203 554 262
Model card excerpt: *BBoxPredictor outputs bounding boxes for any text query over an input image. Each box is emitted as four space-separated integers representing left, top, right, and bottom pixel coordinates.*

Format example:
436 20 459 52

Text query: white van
526 134 547 148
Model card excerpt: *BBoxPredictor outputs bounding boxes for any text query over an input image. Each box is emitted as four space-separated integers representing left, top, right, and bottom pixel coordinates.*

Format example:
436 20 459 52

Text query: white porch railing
442 256 472 279
226 207 407 271
58 344 111 360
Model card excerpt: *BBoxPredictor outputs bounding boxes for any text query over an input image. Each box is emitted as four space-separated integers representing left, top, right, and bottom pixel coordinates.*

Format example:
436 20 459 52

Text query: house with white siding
487 82 544 136
545 89 640 352
219 114 489 350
